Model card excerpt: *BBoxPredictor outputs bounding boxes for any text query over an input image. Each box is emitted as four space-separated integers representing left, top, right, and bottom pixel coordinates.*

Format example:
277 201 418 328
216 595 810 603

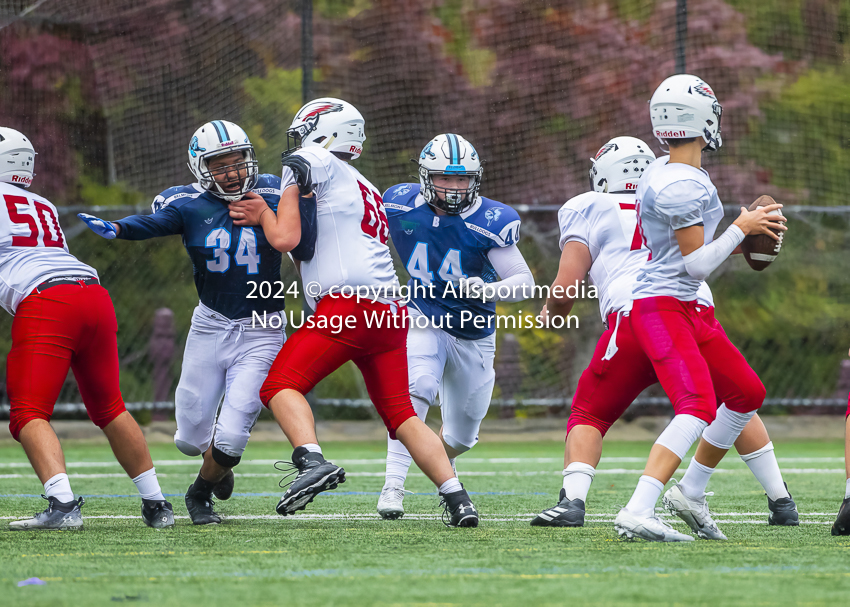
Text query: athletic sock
190 473 217 498
133 467 166 502
677 459 715 499
439 477 462 495
739 442 789 501
44 472 74 503
301 443 323 456
385 437 413 488
845 478 850 500
625 475 664 517
562 462 595 502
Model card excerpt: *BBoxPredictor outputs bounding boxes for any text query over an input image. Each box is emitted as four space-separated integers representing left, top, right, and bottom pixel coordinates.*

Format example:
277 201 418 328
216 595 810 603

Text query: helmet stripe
211 121 228 143
447 134 459 164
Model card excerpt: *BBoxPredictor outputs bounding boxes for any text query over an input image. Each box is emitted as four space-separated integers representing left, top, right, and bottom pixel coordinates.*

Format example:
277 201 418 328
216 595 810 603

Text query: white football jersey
282 147 400 302
558 192 646 320
0 182 97 315
632 156 724 302
559 190 715 322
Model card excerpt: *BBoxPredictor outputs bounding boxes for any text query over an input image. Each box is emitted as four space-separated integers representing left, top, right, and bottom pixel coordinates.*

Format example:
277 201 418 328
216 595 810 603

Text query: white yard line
0 456 843 469
0 512 836 524
2 467 846 481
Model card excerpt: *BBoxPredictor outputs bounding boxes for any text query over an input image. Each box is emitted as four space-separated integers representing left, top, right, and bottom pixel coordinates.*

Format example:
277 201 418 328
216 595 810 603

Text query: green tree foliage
745 68 850 206
3 0 848 407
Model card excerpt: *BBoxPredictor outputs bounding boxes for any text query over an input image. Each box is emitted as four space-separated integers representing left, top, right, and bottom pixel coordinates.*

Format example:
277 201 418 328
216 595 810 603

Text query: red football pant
567 312 657 437
7 283 127 441
261 295 416 439
630 296 765 424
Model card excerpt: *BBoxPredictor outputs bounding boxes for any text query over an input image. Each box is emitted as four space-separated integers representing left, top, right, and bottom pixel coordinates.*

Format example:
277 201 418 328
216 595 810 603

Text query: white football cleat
614 508 694 542
662 483 727 540
377 485 408 520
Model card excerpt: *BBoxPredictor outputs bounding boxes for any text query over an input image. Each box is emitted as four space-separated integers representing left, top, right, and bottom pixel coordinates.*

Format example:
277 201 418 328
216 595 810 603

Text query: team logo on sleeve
393 184 412 198
485 207 502 226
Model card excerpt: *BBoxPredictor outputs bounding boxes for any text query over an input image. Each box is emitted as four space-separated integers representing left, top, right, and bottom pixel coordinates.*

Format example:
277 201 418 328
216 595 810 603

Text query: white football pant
387 320 496 462
173 303 285 459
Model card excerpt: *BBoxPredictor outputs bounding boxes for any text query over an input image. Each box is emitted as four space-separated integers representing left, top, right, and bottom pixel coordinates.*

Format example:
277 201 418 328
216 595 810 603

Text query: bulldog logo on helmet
189 136 206 158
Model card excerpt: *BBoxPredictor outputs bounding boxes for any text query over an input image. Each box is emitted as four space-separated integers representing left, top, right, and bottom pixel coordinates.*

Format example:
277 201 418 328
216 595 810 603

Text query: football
741 194 785 271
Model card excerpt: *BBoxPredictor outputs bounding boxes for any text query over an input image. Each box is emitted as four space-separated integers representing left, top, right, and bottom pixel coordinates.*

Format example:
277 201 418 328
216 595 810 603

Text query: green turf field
1 439 848 606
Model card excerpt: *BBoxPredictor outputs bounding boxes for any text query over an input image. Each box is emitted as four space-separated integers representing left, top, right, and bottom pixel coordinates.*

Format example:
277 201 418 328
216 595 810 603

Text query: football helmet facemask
418 133 483 215
187 120 258 202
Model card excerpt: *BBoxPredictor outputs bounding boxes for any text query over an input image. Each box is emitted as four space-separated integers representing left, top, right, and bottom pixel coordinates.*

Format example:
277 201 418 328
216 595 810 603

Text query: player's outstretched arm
460 244 535 303
230 188 302 253
79 203 184 241
77 213 119 239
543 241 592 320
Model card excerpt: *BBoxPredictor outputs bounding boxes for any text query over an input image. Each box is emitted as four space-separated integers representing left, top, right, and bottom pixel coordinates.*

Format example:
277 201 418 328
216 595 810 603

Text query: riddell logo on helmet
656 129 688 138
11 175 32 185
349 145 362 155
625 183 638 190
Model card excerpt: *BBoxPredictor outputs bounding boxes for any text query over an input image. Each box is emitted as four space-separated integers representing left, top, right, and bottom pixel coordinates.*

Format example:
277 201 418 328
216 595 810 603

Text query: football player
530 136 798 529
831 370 850 535
1 127 173 530
228 99 479 527
78 120 316 525
611 76 787 541
376 133 534 519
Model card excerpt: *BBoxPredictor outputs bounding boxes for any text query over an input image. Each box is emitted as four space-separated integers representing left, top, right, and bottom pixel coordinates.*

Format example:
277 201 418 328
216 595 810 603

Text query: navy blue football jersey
384 183 521 340
115 174 297 320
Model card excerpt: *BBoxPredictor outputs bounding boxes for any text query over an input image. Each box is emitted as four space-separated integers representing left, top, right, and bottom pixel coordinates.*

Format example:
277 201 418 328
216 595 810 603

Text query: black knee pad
212 446 241 468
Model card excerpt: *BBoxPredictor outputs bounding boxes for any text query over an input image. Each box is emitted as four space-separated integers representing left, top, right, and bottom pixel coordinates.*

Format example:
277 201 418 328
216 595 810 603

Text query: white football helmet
589 136 656 193
650 74 723 151
285 98 366 160
418 133 483 215
0 127 36 187
187 120 258 202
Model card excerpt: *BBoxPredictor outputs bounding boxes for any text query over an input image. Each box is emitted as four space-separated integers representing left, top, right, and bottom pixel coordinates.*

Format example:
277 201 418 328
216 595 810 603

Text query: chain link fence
1 0 849 418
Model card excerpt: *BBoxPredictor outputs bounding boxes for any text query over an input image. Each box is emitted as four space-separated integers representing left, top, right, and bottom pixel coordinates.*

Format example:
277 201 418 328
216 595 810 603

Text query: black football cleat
767 483 799 526
9 496 84 530
213 469 235 501
185 485 222 525
275 447 346 516
440 487 479 528
530 489 585 527
831 497 850 536
142 499 175 529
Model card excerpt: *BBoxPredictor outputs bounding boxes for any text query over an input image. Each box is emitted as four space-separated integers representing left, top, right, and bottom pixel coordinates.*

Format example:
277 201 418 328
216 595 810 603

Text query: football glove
77 213 117 240
458 276 497 303
282 155 313 197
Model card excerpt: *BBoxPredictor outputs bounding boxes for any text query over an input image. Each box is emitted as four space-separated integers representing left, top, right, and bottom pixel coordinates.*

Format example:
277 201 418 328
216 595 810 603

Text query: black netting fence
1 0 849 417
